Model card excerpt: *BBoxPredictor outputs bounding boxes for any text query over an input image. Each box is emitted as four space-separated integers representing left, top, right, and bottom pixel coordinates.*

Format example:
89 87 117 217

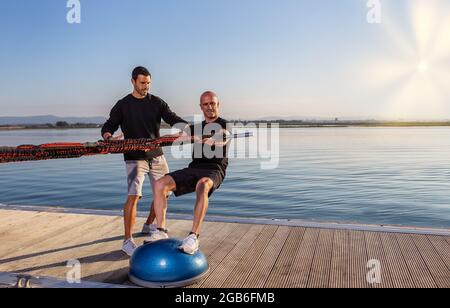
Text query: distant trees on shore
56 121 70 127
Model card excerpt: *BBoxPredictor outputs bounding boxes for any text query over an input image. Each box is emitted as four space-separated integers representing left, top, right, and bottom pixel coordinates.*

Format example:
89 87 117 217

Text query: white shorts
125 156 170 197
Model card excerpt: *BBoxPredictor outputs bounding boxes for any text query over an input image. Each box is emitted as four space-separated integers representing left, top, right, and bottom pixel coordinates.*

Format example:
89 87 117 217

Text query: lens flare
363 0 450 119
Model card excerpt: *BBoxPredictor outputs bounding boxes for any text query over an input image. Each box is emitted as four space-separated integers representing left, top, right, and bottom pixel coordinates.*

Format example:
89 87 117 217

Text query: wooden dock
0 207 449 288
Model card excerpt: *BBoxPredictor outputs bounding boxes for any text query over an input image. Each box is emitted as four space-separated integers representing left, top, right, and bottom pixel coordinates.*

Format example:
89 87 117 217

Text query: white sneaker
179 234 199 255
142 223 157 235
122 238 137 257
144 229 169 244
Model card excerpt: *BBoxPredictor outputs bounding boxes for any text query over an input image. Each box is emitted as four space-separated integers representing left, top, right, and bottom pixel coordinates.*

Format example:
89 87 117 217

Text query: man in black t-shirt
101 66 188 256
145 91 231 255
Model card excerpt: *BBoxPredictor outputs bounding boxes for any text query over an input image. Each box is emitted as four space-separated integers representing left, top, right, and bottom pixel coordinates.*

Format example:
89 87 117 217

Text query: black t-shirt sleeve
101 100 123 136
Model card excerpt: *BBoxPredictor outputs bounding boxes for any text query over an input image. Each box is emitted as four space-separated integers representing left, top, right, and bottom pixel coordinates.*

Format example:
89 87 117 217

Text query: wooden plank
0 212 105 258
0 210 21 222
395 233 436 288
329 229 349 288
1 210 449 288
265 227 305 288
0 213 50 241
284 228 319 288
0 210 41 228
307 229 334 288
427 235 450 272
379 233 414 288
200 224 265 288
195 223 241 258
364 232 393 288
0 215 121 275
22 216 124 279
242 226 290 288
221 225 278 288
0 213 95 261
411 235 450 288
446 237 450 246
0 211 69 241
194 224 253 288
348 230 370 288
188 223 251 288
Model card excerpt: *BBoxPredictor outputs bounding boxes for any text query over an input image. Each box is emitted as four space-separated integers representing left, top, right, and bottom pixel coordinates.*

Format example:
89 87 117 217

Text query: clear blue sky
1 0 449 120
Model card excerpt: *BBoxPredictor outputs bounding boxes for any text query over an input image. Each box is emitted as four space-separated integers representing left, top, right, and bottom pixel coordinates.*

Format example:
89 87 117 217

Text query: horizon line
2 115 450 123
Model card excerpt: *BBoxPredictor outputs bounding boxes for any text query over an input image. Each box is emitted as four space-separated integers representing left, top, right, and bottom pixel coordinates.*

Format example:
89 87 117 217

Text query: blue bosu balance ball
129 238 209 288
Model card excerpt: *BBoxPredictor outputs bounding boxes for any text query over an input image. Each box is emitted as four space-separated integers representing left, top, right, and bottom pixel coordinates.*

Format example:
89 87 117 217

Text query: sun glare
365 0 450 119
417 60 429 73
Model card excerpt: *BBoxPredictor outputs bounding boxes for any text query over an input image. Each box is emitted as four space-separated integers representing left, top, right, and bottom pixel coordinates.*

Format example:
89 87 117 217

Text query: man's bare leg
145 201 156 226
124 195 140 240
191 178 214 235
154 176 177 230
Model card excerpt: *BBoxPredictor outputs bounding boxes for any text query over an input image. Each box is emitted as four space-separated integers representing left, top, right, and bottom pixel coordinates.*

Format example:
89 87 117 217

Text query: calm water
0 127 450 228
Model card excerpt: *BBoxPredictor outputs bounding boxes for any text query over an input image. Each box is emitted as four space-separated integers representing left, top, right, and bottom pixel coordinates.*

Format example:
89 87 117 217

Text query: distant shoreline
0 124 102 131
1 121 450 131
235 121 450 128
259 122 450 128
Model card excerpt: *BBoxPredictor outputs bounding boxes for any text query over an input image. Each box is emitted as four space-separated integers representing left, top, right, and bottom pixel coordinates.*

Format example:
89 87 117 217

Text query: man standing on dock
146 91 231 255
101 66 188 256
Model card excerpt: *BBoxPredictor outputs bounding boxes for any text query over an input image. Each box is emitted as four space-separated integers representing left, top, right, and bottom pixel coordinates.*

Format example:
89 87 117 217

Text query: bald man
146 91 231 254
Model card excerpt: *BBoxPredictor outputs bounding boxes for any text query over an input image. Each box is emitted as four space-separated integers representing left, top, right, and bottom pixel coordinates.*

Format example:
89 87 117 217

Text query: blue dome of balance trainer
129 238 209 288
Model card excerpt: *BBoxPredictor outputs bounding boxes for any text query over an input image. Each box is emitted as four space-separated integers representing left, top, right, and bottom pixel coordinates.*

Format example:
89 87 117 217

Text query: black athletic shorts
168 168 225 197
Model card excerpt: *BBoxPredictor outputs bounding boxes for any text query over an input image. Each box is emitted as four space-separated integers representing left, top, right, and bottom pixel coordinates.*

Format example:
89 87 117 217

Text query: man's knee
196 178 214 194
125 195 140 208
155 179 169 194
155 176 175 194
127 195 140 202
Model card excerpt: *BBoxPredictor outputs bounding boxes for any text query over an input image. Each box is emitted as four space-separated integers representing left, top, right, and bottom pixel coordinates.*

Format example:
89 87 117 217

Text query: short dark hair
132 66 151 81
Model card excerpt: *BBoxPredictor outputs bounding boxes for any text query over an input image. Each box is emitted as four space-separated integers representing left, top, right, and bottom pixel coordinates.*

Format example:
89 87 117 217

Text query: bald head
200 91 219 103
200 91 220 122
